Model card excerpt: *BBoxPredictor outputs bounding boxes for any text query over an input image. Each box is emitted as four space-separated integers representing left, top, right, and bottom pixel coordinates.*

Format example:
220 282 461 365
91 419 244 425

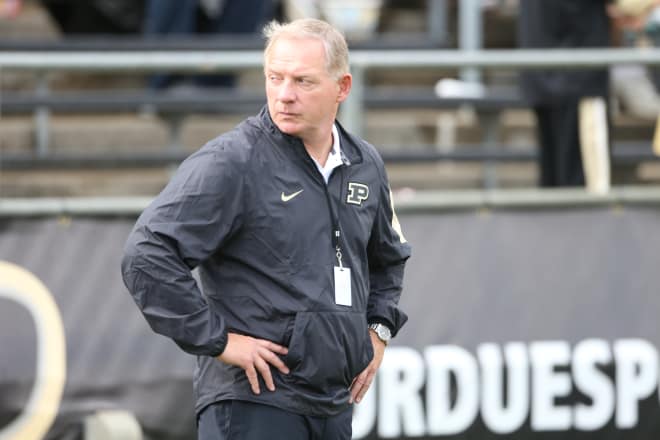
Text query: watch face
370 323 391 343
376 325 391 341
380 326 392 340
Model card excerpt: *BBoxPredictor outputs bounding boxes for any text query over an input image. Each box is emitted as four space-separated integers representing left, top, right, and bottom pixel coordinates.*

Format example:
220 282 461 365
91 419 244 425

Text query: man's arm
122 142 292 393
365 180 411 337
121 144 243 356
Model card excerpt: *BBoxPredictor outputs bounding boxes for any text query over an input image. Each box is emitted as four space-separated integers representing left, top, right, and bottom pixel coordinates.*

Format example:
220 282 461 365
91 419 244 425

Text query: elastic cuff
367 318 393 333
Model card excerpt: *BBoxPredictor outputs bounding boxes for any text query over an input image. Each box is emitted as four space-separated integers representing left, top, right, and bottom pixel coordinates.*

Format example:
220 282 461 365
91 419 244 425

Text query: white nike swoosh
281 189 304 202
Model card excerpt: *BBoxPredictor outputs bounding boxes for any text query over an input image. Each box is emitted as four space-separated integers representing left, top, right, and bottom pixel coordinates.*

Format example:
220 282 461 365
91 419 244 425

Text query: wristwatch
368 323 392 345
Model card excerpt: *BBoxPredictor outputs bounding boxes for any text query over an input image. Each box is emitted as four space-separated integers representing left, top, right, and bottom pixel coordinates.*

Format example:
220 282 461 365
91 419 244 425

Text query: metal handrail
1 46 659 181
2 47 660 136
1 47 660 71
3 186 660 216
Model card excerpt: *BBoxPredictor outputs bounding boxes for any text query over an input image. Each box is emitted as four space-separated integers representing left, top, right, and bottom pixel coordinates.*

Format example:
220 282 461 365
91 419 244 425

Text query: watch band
368 322 392 345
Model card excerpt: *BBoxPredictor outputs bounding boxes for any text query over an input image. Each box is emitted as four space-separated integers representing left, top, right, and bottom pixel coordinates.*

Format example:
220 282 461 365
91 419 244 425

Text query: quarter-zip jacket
121 106 411 417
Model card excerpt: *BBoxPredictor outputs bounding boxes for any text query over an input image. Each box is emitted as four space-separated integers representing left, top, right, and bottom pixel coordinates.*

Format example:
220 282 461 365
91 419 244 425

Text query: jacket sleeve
366 159 412 337
121 142 245 357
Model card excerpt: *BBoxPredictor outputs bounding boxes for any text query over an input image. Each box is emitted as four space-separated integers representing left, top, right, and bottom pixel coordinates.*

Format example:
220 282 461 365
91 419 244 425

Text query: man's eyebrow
266 68 320 79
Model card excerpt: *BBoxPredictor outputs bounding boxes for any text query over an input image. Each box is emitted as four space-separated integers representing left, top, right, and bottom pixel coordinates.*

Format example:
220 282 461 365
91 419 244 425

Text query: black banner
1 203 660 439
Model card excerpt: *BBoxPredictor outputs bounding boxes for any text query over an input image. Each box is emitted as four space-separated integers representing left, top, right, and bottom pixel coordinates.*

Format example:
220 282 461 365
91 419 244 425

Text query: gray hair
263 18 350 80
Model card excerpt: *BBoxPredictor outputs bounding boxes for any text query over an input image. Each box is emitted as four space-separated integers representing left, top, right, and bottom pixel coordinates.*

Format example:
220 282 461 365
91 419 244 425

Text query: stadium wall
1 189 660 439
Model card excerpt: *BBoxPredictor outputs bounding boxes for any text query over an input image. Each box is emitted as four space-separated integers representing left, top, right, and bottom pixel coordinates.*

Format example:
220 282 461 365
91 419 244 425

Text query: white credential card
334 266 352 306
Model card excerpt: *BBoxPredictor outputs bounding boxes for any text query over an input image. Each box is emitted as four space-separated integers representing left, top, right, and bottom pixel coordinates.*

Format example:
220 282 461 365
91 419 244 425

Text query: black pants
197 400 353 440
534 101 585 187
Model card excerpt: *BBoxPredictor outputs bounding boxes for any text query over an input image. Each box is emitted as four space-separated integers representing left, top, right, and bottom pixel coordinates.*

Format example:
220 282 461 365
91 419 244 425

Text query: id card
334 266 352 306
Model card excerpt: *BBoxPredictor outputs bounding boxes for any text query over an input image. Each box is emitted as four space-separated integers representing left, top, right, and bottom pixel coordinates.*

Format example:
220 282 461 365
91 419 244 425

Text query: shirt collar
312 124 343 183
330 123 341 159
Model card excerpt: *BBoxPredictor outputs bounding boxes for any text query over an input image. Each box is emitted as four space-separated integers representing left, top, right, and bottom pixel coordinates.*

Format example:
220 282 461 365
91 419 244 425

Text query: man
121 18 411 439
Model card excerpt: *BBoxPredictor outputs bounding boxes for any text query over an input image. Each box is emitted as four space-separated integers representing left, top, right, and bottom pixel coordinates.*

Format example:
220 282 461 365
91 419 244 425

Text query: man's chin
275 122 301 137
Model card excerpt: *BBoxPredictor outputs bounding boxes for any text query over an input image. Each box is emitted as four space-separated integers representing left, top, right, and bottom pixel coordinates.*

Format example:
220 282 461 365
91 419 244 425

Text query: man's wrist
368 322 392 345
210 330 229 358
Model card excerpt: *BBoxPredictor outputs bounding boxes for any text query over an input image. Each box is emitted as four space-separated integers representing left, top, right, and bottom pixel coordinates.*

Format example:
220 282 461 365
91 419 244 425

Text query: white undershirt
311 124 343 184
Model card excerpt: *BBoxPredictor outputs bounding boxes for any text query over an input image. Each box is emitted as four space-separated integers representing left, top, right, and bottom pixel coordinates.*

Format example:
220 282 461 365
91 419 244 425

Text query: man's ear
337 73 352 103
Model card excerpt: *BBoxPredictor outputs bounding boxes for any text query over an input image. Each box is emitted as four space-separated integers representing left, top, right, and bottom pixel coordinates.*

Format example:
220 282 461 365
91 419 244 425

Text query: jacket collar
258 106 363 166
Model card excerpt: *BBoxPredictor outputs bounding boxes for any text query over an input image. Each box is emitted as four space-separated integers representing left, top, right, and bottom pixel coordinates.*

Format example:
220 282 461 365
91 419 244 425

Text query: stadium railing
1 42 660 188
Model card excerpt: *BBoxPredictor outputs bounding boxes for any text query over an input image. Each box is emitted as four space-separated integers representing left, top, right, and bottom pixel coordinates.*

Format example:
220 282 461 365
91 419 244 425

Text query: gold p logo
347 182 369 206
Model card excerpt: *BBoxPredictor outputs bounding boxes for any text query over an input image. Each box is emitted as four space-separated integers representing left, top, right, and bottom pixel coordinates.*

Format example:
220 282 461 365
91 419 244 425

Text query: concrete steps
1 108 658 197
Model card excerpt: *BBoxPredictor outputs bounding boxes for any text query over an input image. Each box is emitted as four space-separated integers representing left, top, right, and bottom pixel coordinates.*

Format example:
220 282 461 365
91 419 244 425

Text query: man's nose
278 80 296 102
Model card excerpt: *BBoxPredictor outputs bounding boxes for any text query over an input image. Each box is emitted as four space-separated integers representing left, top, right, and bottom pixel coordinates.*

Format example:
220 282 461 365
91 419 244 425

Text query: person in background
40 0 145 34
143 0 277 89
0 0 21 18
121 18 411 440
517 0 612 188
609 0 660 121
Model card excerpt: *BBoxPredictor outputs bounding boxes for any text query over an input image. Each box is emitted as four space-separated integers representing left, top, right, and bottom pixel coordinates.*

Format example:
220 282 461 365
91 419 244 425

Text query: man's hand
217 332 290 395
349 329 386 404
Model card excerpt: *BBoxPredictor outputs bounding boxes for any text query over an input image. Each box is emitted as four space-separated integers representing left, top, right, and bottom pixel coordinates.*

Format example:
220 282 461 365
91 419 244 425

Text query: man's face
265 37 351 143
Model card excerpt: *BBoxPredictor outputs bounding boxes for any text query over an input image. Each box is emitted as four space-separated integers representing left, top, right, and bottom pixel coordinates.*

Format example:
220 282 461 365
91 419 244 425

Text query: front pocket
284 311 373 391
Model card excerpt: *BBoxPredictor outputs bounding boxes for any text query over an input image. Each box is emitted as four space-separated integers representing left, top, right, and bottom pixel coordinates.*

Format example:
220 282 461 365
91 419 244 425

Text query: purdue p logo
347 182 369 205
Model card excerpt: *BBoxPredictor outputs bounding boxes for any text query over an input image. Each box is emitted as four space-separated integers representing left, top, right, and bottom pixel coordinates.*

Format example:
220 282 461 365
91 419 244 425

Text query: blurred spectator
40 0 145 34
611 63 660 121
144 0 277 90
0 0 21 19
282 0 384 41
517 0 612 189
612 0 660 20
609 1 660 121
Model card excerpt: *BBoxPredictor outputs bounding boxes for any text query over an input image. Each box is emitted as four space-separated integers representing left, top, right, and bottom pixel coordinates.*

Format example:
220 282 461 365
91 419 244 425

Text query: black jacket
121 107 411 417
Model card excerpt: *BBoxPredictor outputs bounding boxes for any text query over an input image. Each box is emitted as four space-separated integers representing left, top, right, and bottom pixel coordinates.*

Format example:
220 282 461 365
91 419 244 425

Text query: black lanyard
323 172 344 268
